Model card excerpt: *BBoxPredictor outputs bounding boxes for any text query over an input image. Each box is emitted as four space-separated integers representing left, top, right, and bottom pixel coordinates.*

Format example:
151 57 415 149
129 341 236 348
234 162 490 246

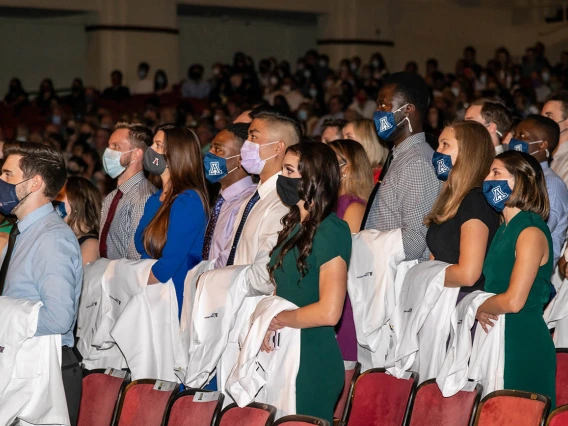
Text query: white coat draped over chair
226 296 300 419
0 296 69 426
544 277 568 347
386 260 459 383
347 229 406 372
436 290 496 397
77 258 186 382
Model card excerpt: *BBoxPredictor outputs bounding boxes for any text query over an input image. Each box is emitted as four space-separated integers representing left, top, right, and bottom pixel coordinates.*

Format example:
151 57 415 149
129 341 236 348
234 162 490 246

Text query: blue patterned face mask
203 152 239 183
482 179 513 212
432 151 454 181
508 138 542 155
373 103 411 140
54 201 67 219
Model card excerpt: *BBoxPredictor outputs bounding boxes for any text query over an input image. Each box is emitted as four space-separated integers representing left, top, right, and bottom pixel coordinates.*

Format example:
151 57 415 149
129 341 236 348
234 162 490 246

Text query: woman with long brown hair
262 142 351 422
55 176 102 266
425 120 499 297
134 124 208 315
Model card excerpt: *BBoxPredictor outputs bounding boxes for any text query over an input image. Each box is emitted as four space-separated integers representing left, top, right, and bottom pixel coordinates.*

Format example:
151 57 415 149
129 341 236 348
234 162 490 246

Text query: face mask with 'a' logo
482 179 513 212
203 152 240 183
431 151 455 181
373 103 411 141
143 147 167 175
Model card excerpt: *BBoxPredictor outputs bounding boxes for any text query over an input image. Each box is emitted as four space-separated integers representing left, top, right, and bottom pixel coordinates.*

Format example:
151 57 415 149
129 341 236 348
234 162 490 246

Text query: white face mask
240 140 280 175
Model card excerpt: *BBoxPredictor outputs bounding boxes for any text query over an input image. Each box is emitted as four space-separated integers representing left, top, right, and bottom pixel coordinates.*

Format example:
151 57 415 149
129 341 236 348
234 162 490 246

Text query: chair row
77 366 554 426
77 369 329 426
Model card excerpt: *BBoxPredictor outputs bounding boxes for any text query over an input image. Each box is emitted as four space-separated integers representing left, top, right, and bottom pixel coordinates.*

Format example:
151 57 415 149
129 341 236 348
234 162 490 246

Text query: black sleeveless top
426 187 501 292
78 234 98 246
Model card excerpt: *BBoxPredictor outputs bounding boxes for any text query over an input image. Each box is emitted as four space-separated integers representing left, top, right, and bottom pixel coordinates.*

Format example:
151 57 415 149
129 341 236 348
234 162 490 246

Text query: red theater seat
217 402 276 426
273 414 330 426
334 362 361 424
473 390 550 426
163 388 224 426
547 405 568 426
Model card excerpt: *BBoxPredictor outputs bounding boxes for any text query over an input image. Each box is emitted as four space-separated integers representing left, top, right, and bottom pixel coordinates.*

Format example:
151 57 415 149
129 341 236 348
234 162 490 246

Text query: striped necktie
226 190 260 266
202 194 225 260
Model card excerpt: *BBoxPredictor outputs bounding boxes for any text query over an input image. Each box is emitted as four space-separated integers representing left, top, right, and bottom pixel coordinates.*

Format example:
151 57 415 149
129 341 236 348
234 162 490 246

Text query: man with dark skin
202 123 257 268
512 115 568 266
363 72 441 261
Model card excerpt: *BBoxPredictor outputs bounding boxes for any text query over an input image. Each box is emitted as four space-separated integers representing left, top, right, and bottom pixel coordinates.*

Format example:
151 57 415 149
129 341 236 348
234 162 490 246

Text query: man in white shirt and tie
542 91 568 187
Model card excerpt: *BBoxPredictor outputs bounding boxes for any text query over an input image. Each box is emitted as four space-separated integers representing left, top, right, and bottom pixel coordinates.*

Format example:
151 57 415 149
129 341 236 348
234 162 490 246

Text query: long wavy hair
143 124 209 258
328 139 374 201
65 176 102 236
425 120 495 226
268 142 340 283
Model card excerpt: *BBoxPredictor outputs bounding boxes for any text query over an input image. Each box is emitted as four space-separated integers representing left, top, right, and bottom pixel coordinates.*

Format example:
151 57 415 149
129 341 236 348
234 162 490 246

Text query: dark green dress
270 213 351 422
483 211 556 407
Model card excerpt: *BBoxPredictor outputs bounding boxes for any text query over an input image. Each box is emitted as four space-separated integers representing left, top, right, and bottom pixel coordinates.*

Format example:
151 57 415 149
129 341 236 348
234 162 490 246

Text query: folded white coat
226 296 300 418
185 264 252 390
77 258 126 371
386 260 458 383
436 291 495 397
0 296 69 426
544 278 568 347
468 306 505 397
98 259 185 381
347 229 405 372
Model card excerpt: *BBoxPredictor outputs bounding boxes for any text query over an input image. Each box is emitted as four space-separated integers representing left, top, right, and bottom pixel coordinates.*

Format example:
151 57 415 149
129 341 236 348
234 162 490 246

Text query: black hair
547 90 568 120
525 114 561 153
252 105 302 142
384 72 430 121
139 62 150 72
225 123 250 147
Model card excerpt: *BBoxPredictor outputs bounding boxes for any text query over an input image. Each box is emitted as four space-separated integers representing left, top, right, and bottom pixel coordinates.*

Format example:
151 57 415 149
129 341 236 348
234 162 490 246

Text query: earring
546 149 550 158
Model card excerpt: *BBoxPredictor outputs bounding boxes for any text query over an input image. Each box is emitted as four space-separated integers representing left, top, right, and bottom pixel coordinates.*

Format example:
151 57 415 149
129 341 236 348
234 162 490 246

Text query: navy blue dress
135 189 207 316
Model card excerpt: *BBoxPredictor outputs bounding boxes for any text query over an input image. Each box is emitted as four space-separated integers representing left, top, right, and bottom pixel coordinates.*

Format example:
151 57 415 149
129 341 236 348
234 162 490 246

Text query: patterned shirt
541 161 568 266
100 171 156 260
365 132 441 260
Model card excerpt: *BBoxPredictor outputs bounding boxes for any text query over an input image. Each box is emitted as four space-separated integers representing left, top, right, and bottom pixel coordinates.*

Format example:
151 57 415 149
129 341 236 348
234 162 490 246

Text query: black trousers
62 346 82 426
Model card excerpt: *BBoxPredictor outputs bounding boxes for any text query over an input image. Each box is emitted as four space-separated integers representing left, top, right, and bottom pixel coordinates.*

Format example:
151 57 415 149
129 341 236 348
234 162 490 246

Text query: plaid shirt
365 132 441 260
100 171 156 260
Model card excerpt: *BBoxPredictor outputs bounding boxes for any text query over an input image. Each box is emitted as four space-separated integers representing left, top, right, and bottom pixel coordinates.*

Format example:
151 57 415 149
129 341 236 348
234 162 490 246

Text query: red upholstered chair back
556 350 568 406
407 379 481 426
334 362 361 422
77 369 129 426
473 390 550 426
273 414 330 426
217 403 276 426
163 389 224 426
547 405 568 426
115 379 179 426
346 368 417 426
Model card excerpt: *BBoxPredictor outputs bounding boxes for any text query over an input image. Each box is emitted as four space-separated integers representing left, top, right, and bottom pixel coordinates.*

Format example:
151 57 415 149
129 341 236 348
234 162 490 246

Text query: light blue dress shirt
2 203 82 346
541 161 568 266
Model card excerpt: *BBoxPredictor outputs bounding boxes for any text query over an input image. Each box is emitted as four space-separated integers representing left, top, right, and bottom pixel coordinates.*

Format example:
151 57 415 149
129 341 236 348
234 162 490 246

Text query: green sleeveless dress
482 210 556 407
269 213 352 422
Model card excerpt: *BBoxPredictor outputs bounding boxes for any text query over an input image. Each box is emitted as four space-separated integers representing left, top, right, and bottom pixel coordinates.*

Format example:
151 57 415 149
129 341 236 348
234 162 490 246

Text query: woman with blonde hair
342 118 389 182
426 120 500 297
328 139 373 361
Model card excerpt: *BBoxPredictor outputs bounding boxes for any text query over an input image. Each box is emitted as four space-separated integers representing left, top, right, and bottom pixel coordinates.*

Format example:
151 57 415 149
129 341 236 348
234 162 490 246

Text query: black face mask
276 175 302 206
143 147 167 175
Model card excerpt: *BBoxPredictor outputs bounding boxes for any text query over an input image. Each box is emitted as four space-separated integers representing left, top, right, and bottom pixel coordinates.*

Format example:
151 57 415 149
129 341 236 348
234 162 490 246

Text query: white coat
386 260 459 383
185 264 252 390
88 259 185 381
436 291 495 397
347 229 406 372
0 296 69 426
226 296 300 418
544 278 568 347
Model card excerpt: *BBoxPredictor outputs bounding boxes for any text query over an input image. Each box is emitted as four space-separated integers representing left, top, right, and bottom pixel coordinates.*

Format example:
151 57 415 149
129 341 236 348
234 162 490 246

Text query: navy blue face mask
432 151 454 181
373 103 411 140
0 178 32 216
54 201 67 219
509 138 542 155
482 179 513 212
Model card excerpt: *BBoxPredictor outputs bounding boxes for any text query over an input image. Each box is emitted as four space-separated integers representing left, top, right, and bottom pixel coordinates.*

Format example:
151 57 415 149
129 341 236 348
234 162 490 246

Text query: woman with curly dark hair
262 142 352 422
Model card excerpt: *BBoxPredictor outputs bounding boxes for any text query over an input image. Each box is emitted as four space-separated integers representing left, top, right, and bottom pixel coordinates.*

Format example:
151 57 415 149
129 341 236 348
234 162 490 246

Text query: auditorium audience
135 124 208 313
265 142 350 423
510 114 568 265
100 123 155 260
320 118 346 143
56 176 102 266
342 118 389 182
465 99 513 155
182 64 211 99
101 70 131 102
425 121 499 295
477 151 556 408
131 62 153 95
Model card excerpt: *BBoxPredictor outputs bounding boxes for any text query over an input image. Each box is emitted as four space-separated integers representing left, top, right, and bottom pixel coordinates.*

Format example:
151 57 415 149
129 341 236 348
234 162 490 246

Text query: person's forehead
3 154 22 171
543 101 562 113
378 84 397 101
466 105 483 120
212 130 234 147
109 128 130 144
516 120 539 137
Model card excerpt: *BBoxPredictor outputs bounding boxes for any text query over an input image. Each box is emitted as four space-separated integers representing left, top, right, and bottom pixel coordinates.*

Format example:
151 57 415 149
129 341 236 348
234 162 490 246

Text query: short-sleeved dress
483 210 556 407
426 187 500 294
270 213 352 422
